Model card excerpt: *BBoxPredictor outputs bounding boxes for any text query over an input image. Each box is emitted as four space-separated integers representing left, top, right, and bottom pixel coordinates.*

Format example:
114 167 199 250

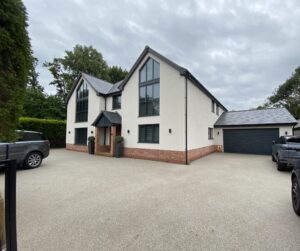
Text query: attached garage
223 128 279 155
214 108 297 155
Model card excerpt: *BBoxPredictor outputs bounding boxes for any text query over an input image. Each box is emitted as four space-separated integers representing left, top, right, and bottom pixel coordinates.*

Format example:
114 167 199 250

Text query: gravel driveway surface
0 149 299 250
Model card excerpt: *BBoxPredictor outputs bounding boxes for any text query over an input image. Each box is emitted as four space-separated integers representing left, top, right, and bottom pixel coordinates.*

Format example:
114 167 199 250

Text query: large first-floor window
139 124 159 143
139 83 159 116
75 128 88 145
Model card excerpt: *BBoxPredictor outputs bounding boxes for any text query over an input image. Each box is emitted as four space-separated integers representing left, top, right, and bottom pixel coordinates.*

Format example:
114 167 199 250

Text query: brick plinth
123 148 186 164
66 144 88 152
124 145 219 164
187 145 218 161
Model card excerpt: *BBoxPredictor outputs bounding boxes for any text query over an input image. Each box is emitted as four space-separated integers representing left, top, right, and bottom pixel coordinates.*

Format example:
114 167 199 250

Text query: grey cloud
23 0 300 110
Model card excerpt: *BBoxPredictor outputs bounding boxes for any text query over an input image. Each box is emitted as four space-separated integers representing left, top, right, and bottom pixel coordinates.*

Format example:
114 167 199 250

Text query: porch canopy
92 111 121 128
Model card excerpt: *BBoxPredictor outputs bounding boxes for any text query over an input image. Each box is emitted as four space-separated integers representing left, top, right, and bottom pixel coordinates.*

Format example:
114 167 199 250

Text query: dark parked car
0 130 50 169
272 136 300 171
291 160 300 216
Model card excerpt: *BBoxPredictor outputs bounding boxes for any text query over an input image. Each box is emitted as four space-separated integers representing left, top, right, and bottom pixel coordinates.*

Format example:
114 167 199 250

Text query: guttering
214 122 298 128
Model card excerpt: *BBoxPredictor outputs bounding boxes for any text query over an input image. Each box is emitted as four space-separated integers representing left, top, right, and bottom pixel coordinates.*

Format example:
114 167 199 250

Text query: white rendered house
66 46 297 164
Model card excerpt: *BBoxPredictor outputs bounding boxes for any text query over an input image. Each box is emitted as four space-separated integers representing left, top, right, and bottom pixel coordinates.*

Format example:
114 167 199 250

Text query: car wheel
272 154 276 162
277 159 286 171
292 177 300 216
24 152 43 169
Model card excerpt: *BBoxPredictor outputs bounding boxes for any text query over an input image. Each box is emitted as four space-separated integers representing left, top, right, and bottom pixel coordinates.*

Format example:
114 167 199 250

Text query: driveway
0 149 299 250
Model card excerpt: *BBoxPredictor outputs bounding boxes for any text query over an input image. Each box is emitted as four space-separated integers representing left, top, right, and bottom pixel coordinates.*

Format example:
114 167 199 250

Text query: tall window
75 128 87 145
139 58 160 117
216 105 219 115
211 100 215 113
208 128 213 140
139 124 159 143
76 80 89 122
112 95 121 110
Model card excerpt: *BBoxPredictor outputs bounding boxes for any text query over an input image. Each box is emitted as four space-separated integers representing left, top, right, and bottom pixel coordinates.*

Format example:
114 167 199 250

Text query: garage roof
214 108 297 128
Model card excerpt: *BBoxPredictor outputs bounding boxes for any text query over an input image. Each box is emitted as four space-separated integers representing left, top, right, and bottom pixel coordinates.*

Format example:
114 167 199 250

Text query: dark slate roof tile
214 108 297 127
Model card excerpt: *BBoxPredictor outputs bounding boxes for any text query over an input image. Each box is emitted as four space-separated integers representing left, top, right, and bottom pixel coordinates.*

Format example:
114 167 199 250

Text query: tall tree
0 0 32 141
44 45 110 100
108 66 128 83
263 67 300 119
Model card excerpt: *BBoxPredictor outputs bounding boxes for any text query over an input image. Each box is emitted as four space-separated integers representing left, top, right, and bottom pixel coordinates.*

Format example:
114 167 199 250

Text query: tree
44 45 110 100
0 0 32 141
108 66 128 83
263 67 300 119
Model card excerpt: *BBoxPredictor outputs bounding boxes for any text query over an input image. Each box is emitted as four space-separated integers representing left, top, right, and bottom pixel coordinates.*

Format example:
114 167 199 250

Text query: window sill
138 114 160 118
137 141 159 144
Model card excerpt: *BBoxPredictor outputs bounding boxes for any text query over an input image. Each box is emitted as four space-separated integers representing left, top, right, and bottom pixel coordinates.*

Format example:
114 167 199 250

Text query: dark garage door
223 128 279 155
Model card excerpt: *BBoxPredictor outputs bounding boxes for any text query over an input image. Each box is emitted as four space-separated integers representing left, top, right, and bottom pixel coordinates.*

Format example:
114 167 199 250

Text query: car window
279 137 286 144
287 138 300 143
23 132 45 141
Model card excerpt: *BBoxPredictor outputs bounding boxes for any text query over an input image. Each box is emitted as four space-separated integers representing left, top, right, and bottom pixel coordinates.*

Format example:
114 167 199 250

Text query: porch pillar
95 127 101 154
110 126 117 156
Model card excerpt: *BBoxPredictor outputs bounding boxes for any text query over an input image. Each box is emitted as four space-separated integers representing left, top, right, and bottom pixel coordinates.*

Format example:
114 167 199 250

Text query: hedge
18 117 66 148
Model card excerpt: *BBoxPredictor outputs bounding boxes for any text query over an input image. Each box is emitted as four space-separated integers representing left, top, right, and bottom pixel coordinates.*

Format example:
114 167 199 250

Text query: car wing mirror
272 140 275 145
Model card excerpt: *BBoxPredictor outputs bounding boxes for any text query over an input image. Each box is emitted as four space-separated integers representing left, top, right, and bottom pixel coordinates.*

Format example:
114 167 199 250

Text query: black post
5 159 17 251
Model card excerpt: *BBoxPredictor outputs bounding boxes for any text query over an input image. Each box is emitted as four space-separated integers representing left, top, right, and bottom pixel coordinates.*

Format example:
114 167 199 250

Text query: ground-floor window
75 128 88 145
139 124 159 143
208 127 213 140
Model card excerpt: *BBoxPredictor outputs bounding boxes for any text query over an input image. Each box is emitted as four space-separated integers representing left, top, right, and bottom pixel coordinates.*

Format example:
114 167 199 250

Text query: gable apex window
139 57 160 117
112 94 121 110
76 80 89 122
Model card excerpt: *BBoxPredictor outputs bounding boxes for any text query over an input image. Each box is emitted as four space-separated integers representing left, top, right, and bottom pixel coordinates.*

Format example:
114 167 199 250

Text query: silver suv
0 130 50 169
272 136 300 171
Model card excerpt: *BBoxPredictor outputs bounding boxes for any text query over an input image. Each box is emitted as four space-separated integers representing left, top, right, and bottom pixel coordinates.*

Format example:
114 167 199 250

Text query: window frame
112 94 121 110
75 80 89 123
138 124 159 144
211 100 215 113
208 127 214 140
139 58 160 117
75 128 88 145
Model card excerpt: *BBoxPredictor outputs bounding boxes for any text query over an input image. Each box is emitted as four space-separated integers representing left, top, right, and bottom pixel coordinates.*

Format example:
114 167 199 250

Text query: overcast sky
23 0 300 110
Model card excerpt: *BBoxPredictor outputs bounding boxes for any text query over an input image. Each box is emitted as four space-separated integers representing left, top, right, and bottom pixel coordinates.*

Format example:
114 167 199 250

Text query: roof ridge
82 72 113 86
226 107 286 113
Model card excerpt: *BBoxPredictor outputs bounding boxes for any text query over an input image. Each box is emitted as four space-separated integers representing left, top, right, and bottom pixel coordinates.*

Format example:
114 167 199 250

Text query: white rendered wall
187 80 224 150
121 52 185 151
66 77 105 144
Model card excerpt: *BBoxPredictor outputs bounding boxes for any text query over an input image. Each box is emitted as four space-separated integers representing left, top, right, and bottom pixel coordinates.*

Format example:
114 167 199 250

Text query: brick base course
124 145 221 164
188 145 218 161
66 143 222 164
123 148 186 164
66 144 88 152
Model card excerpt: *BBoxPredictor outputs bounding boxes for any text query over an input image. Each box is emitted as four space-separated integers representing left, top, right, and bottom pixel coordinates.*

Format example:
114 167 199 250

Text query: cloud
23 0 300 110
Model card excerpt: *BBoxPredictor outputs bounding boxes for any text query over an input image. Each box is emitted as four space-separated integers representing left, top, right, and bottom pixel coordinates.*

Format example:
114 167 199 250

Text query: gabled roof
119 46 227 111
107 80 122 95
214 108 297 128
66 73 123 104
82 73 113 94
92 111 121 128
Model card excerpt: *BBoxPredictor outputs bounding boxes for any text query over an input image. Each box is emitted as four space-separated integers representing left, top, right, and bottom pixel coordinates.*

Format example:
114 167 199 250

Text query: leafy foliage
43 44 127 100
262 67 300 119
0 0 32 141
19 117 66 148
108 66 128 84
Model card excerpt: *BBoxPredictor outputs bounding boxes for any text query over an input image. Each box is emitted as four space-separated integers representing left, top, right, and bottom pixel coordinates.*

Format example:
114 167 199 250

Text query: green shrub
18 117 66 148
115 136 124 144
